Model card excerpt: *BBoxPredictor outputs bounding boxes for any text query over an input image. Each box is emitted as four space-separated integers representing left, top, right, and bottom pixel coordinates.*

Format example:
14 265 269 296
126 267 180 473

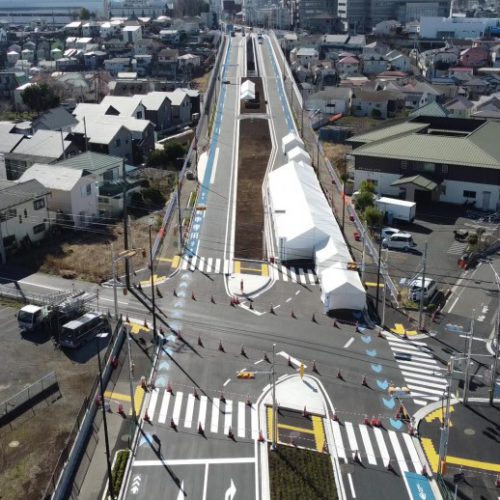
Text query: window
86 184 92 196
423 162 435 173
463 190 476 198
33 223 45 234
441 164 448 174
115 138 121 147
34 199 45 210
136 111 143 119
401 160 408 169
440 185 447 195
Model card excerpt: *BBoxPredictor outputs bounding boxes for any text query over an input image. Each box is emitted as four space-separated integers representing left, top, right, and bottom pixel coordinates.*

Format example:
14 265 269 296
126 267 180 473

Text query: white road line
147 388 160 418
158 390 171 424
347 473 356 499
397 358 438 368
133 457 256 466
373 427 390 466
404 377 448 390
307 270 316 283
406 384 446 396
277 351 306 368
403 433 422 473
254 359 263 365
214 259 221 274
359 425 377 465
388 431 408 472
198 395 208 429
210 147 219 184
280 265 289 281
184 394 195 428
391 346 434 358
388 337 428 346
198 257 205 273
190 255 198 271
223 259 230 274
181 257 189 270
345 422 358 457
172 392 183 426
202 464 209 500
206 257 213 273
388 341 433 353
285 297 292 303
223 378 231 387
251 406 258 439
289 267 298 282
238 401 246 437
343 337 355 349
332 421 347 462
298 269 307 284
447 296 460 313
210 397 220 433
224 400 233 435
401 365 444 376
402 370 447 383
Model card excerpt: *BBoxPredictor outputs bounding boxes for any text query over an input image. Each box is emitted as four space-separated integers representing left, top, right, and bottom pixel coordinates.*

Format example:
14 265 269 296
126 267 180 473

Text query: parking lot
0 303 100 499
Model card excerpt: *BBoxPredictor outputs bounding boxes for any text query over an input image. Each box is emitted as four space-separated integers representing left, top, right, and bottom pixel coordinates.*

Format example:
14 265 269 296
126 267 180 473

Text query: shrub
355 191 374 212
364 206 384 228
110 449 130 497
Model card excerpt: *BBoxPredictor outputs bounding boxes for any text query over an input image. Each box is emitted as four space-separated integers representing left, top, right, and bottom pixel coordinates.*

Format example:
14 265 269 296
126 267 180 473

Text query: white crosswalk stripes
387 336 447 406
148 391 261 440
447 241 467 255
330 419 424 473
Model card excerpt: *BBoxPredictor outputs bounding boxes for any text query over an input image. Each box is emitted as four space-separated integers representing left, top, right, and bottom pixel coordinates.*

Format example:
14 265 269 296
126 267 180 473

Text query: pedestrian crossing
331 419 425 473
387 336 448 406
145 389 260 440
177 255 318 284
447 241 467 256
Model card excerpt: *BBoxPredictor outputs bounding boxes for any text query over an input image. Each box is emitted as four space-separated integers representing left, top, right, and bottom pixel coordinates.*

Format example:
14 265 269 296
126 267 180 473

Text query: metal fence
0 285 73 306
0 371 58 421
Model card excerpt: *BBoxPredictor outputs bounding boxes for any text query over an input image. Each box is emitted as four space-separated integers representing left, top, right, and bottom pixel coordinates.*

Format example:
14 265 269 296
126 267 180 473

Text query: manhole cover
8 440 19 448
464 428 476 436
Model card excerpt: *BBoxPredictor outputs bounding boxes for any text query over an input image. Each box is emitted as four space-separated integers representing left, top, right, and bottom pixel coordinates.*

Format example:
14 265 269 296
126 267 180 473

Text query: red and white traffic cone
198 422 204 435
421 465 428 477
220 391 226 403
249 302 254 310
167 381 174 394
144 410 151 423
495 475 500 487
118 403 125 416
312 360 319 373
211 295 216 304
264 353 270 363
312 313 317 323
303 406 309 418
291 310 296 319
192 291 196 301
371 416 379 427
258 430 265 442
270 304 276 314
386 460 395 472
170 418 177 430
173 289 178 297
355 322 360 333
333 318 339 328
353 450 361 463
378 328 384 338
193 387 199 399
288 356 293 367
241 345 247 357
332 412 339 423
363 415 370 426
322 441 329 453
246 394 252 407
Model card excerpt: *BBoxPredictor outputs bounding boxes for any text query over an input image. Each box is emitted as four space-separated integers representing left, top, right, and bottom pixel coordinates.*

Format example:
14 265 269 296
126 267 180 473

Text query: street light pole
111 243 118 320
125 324 137 424
381 247 388 328
177 171 184 252
418 241 428 331
488 263 499 405
148 221 157 344
463 310 475 405
375 224 383 317
438 358 453 477
271 343 277 450
96 334 114 499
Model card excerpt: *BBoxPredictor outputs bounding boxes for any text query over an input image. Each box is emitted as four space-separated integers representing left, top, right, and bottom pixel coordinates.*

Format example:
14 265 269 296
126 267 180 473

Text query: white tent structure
287 146 311 165
281 132 304 155
320 267 366 311
240 79 255 101
268 160 334 261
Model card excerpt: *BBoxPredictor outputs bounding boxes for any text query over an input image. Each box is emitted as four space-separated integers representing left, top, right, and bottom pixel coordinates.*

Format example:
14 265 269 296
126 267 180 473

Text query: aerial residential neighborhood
0 0 498 499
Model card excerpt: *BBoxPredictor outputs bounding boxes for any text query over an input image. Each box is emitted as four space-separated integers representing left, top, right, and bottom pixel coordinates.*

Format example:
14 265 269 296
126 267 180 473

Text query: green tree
364 206 384 228
371 108 382 119
21 83 60 113
79 7 90 20
142 187 166 208
354 190 374 212
147 149 169 167
359 180 376 194
163 141 186 163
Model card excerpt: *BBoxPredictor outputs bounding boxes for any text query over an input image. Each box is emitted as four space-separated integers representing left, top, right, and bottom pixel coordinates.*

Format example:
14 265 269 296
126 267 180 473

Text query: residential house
306 88 352 115
0 122 24 179
159 29 180 44
157 48 179 77
55 57 81 72
64 21 82 35
362 41 390 57
31 107 78 132
372 20 401 36
409 101 449 118
122 25 142 44
5 130 78 180
84 51 108 70
351 90 396 119
0 179 51 262
449 67 474 78
385 50 411 73
104 57 131 75
293 48 319 69
177 53 201 70
471 92 500 119
82 21 101 37
348 116 500 211
337 56 360 76
141 92 172 131
444 96 474 118
178 88 200 115
399 81 442 110
459 46 489 68
0 70 28 100
13 82 35 111
462 77 490 100
361 54 387 75
18 164 98 227
167 88 193 127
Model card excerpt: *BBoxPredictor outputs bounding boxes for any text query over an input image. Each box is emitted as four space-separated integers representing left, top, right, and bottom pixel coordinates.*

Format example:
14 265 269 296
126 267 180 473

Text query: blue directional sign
405 472 435 500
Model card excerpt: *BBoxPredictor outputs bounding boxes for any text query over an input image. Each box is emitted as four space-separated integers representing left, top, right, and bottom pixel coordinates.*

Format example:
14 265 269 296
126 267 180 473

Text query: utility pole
271 343 277 450
382 247 388 328
361 222 367 282
148 220 157 344
125 324 137 424
463 310 475 405
438 358 453 477
375 223 383 318
177 171 184 252
111 243 118 319
122 160 130 288
418 241 428 331
489 263 499 405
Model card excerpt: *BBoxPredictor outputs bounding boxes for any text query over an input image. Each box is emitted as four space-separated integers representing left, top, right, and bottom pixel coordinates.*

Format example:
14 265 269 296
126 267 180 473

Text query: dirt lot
240 77 266 114
0 305 104 500
235 118 271 260
8 220 151 283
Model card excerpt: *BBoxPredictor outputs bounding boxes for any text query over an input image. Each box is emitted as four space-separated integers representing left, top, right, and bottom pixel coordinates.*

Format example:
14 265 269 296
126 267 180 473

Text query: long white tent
240 79 255 101
268 159 366 311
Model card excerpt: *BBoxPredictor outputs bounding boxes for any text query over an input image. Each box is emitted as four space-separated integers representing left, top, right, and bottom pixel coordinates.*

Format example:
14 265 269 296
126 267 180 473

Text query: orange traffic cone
258 430 265 442
167 381 173 394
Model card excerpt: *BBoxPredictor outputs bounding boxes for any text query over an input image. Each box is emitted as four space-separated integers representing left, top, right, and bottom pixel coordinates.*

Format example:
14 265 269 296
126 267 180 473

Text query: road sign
405 471 435 500
445 324 465 333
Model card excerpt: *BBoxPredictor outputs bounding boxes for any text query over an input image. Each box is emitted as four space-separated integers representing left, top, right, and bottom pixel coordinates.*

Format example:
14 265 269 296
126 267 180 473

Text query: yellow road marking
277 423 315 435
157 257 172 263
171 255 180 269
261 264 269 277
267 407 275 441
133 386 145 417
129 321 151 335
425 405 454 427
139 274 167 286
234 261 241 274
364 282 385 287
421 437 500 473
391 323 418 337
312 416 325 452
104 391 131 403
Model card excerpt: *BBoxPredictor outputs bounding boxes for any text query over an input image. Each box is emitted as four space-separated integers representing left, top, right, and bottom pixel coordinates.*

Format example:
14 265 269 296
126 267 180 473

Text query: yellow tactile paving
312 416 325 452
278 423 315 435
364 282 385 287
261 264 269 277
267 407 275 442
234 261 241 274
391 323 418 337
128 321 151 335
422 437 500 473
104 390 131 403
425 405 454 427
171 255 180 269
133 385 145 417
157 257 173 263
139 274 167 286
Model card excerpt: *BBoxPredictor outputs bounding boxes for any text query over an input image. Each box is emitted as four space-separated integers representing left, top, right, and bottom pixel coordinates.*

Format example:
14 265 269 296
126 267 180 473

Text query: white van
409 277 437 303
381 232 416 251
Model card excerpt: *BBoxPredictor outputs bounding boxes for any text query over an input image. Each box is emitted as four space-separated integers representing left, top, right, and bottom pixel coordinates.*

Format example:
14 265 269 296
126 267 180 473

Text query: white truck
17 292 96 333
375 197 416 223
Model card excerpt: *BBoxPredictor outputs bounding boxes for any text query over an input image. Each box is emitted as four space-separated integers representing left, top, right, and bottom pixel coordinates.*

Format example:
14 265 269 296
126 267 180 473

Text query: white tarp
240 79 255 101
287 146 311 164
281 132 304 155
268 160 334 261
320 267 366 312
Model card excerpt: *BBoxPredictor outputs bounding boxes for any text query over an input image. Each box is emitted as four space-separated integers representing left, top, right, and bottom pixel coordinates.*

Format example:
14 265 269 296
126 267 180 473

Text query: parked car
379 227 400 240
408 276 438 303
382 232 417 251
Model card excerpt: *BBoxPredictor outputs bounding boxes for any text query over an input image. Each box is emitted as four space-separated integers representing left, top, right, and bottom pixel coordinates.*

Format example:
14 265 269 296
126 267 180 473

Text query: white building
122 25 142 44
19 164 99 227
419 16 500 39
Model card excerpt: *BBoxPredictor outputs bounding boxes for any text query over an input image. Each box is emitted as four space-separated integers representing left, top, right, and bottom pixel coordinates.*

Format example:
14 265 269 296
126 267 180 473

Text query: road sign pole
271 343 277 450
111 243 118 320
418 241 428 331
489 264 499 405
463 311 475 404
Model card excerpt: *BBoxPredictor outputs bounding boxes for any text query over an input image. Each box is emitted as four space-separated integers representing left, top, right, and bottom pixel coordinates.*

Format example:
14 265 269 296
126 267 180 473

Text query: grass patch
269 445 338 500
192 71 211 93
109 449 130 498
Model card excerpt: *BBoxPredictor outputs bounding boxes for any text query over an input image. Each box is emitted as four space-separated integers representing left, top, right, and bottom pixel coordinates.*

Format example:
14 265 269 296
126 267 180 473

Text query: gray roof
391 175 438 191
167 88 189 106
0 122 24 154
445 96 473 111
19 164 84 191
141 91 170 110
32 106 78 132
348 121 427 143
352 120 500 168
0 179 50 211
409 101 449 118
56 151 122 172
308 88 352 101
12 130 72 159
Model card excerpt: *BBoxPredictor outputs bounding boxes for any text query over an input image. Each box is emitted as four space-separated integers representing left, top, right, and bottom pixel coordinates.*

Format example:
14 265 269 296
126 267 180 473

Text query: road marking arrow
130 474 141 494
225 479 237 500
